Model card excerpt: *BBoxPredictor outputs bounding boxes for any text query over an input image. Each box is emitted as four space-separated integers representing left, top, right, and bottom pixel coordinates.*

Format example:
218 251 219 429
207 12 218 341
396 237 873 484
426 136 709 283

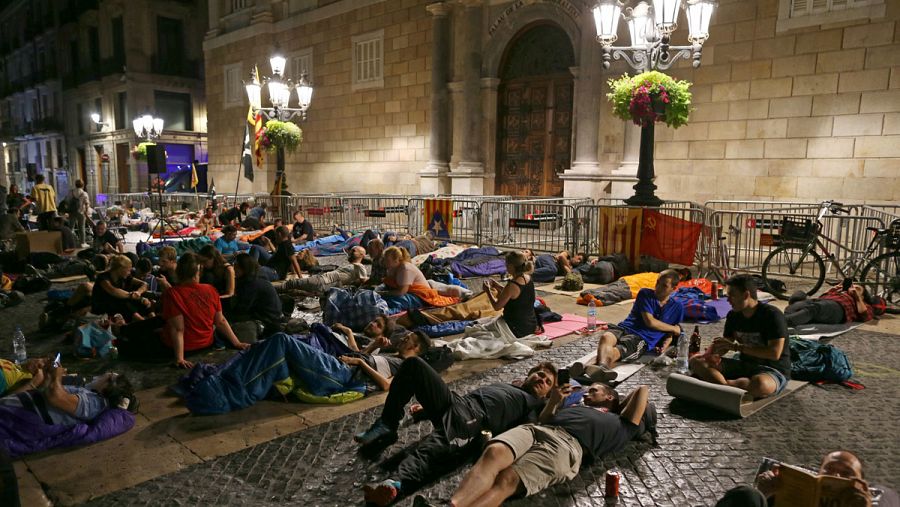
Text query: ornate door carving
494 24 574 197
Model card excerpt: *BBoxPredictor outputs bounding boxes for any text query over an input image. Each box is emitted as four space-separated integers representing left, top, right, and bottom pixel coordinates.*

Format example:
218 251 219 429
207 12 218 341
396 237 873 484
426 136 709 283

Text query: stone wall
205 0 432 195
623 0 900 204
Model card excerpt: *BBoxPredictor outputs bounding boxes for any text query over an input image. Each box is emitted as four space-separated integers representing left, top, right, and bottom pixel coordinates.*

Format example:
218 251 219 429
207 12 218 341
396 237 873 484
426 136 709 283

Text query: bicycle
760 200 900 309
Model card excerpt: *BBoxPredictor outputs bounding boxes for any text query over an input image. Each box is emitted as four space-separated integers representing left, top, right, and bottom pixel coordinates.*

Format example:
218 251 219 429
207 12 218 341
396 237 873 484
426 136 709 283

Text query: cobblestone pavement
84 323 900 507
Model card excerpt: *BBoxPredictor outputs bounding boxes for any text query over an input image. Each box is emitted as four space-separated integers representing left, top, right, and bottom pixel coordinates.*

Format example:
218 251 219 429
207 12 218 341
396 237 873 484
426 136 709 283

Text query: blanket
445 316 551 360
578 272 660 306
426 247 508 278
0 406 135 458
395 292 501 327
322 288 389 331
670 287 721 322
412 244 468 267
307 235 362 256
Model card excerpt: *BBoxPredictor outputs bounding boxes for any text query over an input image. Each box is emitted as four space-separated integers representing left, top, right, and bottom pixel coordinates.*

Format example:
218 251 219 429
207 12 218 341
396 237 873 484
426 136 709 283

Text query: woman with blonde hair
91 254 153 322
380 246 458 312
483 250 538 338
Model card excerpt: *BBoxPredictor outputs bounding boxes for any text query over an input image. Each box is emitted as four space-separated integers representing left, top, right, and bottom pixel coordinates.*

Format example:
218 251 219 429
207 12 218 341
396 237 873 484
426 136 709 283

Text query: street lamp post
593 0 715 206
244 51 314 196
132 112 164 221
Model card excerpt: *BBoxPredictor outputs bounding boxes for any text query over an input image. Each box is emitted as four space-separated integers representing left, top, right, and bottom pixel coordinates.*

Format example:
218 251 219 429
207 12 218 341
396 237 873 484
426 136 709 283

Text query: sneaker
213 343 227 351
584 364 618 382
363 479 401 507
354 419 397 446
412 495 438 507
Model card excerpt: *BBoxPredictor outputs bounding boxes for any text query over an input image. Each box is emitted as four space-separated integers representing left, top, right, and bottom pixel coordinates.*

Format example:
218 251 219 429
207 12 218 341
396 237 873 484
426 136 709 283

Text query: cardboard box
15 231 63 260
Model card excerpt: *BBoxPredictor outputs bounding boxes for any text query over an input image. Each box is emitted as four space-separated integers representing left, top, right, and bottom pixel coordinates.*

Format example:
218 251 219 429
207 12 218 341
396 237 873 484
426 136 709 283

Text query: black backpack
422 345 455 373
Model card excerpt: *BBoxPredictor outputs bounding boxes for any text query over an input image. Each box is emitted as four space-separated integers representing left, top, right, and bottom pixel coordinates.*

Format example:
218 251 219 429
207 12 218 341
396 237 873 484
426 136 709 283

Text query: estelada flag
242 106 255 182
424 199 452 240
640 209 702 266
599 208 643 270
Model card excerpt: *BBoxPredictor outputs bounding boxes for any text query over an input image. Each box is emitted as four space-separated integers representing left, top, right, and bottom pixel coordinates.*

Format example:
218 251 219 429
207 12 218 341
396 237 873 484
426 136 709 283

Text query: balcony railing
150 56 202 79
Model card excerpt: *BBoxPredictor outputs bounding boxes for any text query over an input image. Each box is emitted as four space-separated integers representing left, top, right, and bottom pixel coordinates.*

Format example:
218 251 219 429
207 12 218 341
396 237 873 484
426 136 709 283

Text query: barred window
790 0 880 17
229 0 250 14
352 30 384 90
291 48 313 82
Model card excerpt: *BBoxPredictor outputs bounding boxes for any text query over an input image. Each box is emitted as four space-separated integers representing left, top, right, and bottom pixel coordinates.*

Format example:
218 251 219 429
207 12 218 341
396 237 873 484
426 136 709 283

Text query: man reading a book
689 274 790 399
716 450 899 507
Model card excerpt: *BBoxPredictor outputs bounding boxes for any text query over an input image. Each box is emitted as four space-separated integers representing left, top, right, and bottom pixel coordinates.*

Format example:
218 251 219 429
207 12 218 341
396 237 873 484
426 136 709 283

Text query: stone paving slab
83 324 900 506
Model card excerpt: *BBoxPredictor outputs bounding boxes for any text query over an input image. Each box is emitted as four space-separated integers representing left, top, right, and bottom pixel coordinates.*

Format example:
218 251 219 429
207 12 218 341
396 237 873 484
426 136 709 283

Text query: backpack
421 345 455 373
60 191 80 215
789 337 853 383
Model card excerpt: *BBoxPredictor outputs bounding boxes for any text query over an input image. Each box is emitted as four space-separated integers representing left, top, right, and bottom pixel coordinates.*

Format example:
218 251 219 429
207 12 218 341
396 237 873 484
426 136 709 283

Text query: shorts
605 325 647 362
491 424 583 496
719 357 789 395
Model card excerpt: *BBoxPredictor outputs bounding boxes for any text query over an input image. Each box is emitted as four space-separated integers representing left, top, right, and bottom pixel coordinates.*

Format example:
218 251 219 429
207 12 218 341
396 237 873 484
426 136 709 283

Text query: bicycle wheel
860 252 900 312
761 246 825 299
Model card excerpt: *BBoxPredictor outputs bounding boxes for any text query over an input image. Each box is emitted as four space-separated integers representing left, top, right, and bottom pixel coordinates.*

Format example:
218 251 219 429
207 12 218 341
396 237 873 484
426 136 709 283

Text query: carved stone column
450 0 486 195
420 2 452 194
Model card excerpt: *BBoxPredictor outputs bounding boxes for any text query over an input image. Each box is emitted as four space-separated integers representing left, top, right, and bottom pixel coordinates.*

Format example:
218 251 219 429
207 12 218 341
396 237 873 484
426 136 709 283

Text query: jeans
247 244 272 264
70 212 86 244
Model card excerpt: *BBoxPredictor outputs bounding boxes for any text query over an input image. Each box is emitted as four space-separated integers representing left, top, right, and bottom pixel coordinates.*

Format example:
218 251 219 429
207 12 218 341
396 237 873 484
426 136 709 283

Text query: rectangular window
56 139 63 168
156 17 185 73
115 92 127 130
352 29 384 90
223 63 243 106
41 95 48 119
111 16 125 66
778 0 885 31
154 90 192 131
291 48 313 82
69 41 79 74
88 27 100 67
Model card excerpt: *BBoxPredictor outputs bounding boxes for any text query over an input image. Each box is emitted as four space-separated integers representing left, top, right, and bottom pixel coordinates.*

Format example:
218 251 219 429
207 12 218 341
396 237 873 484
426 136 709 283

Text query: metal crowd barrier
340 195 412 234
478 199 581 253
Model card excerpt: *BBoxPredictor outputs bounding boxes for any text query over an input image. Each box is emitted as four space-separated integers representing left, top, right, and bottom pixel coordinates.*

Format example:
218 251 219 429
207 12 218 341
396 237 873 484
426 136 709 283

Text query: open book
756 458 872 507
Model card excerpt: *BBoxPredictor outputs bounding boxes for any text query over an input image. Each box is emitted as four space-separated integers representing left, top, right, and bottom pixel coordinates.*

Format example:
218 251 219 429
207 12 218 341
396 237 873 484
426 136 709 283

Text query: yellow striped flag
424 199 452 239
599 208 643 270
190 162 199 189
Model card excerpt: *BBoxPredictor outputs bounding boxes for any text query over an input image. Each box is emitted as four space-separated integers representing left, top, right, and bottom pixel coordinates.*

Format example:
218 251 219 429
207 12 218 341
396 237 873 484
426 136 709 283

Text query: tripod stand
145 171 186 242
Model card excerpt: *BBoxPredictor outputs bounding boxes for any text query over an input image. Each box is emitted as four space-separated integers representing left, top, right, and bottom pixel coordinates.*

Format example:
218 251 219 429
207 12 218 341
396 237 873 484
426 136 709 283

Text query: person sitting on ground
583 269 683 381
134 258 160 294
49 216 77 253
265 225 303 280
363 238 387 287
449 384 654 507
197 244 235 300
227 253 285 337
1 357 48 396
155 245 177 291
214 224 272 265
39 282 94 331
483 250 539 338
291 211 316 244
0 365 138 425
258 217 285 245
91 254 153 322
0 207 25 243
380 246 459 311
92 221 124 255
279 246 368 295
784 282 881 328
357 361 558 506
196 206 219 235
689 274 790 400
117 253 249 368
717 450 899 507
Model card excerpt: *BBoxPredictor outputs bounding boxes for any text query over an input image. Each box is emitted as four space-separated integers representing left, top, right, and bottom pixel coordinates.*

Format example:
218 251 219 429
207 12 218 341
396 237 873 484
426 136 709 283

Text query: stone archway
494 23 575 197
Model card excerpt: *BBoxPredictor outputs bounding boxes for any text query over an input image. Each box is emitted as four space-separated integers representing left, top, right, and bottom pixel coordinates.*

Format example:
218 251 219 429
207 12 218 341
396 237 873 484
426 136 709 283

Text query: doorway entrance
495 24 575 197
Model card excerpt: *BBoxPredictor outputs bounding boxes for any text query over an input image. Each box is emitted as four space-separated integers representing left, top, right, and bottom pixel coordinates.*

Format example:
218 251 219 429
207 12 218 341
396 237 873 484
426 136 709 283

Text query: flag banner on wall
424 199 453 240
599 207 643 270
640 210 702 266
242 106 255 182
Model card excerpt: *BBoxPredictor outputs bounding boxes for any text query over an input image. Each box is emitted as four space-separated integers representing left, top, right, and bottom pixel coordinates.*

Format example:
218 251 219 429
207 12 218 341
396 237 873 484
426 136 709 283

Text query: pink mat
540 313 608 339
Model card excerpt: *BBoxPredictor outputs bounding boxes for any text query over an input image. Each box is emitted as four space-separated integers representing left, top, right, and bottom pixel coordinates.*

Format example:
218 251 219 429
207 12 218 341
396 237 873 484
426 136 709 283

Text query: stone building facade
204 0 900 203
0 0 208 200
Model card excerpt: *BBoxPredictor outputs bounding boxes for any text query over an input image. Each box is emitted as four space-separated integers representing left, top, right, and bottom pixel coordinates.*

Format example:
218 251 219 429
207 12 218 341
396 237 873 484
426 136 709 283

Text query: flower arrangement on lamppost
593 0 715 206
244 51 313 196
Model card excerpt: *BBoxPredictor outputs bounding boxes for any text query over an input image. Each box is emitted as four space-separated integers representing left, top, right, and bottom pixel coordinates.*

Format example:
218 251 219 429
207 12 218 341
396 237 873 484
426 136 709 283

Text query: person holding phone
356 361 558 507
783 280 881 328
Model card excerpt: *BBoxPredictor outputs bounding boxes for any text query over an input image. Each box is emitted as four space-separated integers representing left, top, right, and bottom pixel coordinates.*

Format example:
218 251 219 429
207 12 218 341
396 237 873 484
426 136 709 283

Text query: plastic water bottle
12 326 26 365
676 332 689 373
587 300 597 332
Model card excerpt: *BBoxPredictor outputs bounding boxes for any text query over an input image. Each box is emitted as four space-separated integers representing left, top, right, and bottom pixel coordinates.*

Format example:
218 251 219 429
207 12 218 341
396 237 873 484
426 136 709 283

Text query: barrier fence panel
340 195 412 234
574 203 705 267
478 200 578 253
294 194 346 232
407 198 481 244
705 209 886 281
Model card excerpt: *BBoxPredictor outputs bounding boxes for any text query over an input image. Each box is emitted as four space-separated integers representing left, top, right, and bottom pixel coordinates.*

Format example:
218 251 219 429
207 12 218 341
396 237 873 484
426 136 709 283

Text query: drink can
710 281 718 300
604 471 620 501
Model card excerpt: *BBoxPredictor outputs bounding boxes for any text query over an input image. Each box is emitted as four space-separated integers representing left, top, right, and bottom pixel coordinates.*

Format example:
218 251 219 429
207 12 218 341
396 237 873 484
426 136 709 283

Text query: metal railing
478 199 581 254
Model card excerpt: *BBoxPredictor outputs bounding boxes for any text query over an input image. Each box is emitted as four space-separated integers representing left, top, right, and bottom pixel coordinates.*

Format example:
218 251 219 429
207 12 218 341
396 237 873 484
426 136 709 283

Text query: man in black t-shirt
291 211 316 244
690 274 790 399
357 361 558 506
450 384 654 506
92 221 123 254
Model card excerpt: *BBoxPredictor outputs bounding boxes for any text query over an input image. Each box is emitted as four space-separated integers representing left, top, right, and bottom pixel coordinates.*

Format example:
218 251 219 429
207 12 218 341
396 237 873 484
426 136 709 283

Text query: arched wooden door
495 24 575 197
